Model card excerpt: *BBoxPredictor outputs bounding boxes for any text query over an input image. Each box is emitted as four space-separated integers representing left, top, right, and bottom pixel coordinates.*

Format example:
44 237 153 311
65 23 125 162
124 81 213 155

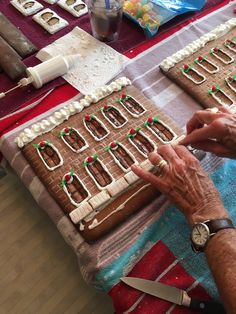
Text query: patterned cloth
0 1 235 313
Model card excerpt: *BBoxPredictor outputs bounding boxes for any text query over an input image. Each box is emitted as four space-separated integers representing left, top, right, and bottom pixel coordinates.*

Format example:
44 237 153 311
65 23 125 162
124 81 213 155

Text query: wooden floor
0 168 114 314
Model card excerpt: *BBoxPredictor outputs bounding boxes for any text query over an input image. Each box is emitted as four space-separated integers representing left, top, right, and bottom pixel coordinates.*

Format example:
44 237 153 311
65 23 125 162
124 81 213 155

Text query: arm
131 145 236 313
179 107 236 159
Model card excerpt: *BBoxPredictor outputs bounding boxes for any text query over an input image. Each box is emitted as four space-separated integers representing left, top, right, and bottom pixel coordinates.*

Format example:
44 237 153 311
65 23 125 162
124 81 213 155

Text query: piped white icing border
128 131 156 158
83 115 110 141
108 143 137 173
160 18 236 72
182 67 206 85
60 127 89 153
84 158 115 190
101 106 128 129
210 89 235 106
195 58 219 74
62 172 90 206
226 79 236 93
210 48 234 64
146 120 177 144
36 143 63 171
15 77 131 148
119 96 147 118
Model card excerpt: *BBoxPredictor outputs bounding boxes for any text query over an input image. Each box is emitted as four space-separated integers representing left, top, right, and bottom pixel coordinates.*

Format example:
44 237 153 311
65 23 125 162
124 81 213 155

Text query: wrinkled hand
179 107 236 159
131 145 228 225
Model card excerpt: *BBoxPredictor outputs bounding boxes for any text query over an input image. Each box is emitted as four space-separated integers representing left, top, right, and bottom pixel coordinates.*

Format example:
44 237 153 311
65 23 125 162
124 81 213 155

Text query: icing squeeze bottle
0 55 80 98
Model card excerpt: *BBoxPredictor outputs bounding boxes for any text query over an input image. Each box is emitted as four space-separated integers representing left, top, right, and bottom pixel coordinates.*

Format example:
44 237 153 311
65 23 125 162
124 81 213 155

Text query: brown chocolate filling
85 118 108 139
150 122 174 142
66 177 88 203
74 4 85 11
39 146 60 168
185 69 204 83
121 97 145 115
131 133 154 156
200 59 218 72
110 145 135 169
103 107 126 127
63 130 86 151
214 90 233 106
214 50 232 63
87 161 112 187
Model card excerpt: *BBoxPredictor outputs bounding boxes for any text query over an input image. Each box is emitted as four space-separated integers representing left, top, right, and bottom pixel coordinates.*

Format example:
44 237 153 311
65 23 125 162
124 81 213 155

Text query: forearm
205 229 236 313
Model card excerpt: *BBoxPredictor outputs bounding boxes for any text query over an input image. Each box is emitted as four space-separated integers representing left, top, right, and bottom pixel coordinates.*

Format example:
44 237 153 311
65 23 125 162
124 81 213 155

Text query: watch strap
205 218 234 234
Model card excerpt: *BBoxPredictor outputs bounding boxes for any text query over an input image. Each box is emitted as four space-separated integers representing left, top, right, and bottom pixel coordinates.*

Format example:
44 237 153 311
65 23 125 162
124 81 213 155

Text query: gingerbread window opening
181 66 206 85
128 131 155 157
226 76 236 93
36 143 63 171
84 116 109 141
210 89 234 107
225 40 236 52
119 96 146 117
146 119 177 143
101 106 127 128
211 48 234 64
85 159 113 189
63 173 90 206
108 143 136 172
195 58 219 74
61 128 88 153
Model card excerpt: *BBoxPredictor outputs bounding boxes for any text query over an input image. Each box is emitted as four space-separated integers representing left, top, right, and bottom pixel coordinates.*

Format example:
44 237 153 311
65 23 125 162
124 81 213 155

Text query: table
1 1 236 313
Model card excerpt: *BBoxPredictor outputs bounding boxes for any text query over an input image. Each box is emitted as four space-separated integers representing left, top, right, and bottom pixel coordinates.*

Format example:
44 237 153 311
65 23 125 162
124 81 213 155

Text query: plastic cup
88 0 123 42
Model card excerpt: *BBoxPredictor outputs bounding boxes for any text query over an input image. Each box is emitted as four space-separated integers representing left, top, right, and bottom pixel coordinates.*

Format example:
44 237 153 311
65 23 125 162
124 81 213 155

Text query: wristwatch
191 218 234 253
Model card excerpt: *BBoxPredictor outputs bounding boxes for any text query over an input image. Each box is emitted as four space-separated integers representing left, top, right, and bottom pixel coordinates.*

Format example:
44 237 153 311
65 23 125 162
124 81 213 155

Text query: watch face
191 223 210 247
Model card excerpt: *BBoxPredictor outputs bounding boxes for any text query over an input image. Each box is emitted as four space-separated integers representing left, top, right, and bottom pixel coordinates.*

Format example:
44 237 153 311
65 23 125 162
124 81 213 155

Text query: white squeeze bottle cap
19 55 80 88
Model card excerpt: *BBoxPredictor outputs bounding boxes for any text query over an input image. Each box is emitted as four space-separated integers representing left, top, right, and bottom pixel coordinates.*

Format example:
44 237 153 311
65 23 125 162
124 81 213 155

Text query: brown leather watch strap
205 218 234 234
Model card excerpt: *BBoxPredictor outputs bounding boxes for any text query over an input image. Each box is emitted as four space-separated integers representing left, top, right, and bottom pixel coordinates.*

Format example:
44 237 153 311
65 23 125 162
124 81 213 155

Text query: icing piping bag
0 55 80 99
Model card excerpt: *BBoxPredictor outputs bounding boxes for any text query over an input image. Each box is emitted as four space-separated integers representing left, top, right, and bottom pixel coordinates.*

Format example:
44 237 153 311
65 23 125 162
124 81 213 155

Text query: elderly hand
131 145 228 225
179 107 236 159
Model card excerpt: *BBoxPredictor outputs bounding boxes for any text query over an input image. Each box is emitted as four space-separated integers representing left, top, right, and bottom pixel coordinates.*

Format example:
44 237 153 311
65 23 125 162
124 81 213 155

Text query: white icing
101 106 128 129
15 77 131 148
119 96 147 118
60 127 89 153
106 177 130 197
182 67 206 85
195 58 219 74
140 159 154 172
226 78 236 93
210 48 234 64
88 184 150 230
88 190 110 209
83 115 110 141
160 18 236 71
128 130 156 158
108 142 137 173
57 0 88 18
210 89 235 107
146 119 177 144
84 158 115 190
69 202 93 224
124 170 140 185
36 143 63 171
62 173 90 206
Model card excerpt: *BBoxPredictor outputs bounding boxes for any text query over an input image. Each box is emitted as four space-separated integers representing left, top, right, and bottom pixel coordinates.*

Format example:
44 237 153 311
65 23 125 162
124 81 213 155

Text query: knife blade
120 277 226 314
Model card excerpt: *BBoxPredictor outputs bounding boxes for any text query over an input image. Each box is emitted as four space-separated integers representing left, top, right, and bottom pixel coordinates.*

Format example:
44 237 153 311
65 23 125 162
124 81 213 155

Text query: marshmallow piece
88 190 110 210
106 177 129 197
69 202 93 224
140 159 154 172
124 171 140 185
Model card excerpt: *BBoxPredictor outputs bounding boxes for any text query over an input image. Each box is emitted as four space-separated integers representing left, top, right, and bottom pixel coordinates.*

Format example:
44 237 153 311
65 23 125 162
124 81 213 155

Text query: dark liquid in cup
89 8 122 42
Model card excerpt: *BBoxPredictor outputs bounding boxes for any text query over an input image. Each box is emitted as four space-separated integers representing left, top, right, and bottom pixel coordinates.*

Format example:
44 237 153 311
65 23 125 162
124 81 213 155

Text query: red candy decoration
130 128 136 135
64 127 70 133
87 156 94 163
65 174 71 182
229 76 233 82
198 56 203 61
234 7 236 14
212 86 217 92
85 115 91 121
183 64 189 70
40 141 46 147
226 39 231 43
121 93 126 99
214 47 218 52
110 141 117 149
103 105 109 110
148 117 153 124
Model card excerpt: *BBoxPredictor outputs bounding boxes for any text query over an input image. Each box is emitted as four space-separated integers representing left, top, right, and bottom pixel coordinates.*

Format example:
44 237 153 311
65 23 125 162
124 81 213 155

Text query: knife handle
190 299 226 313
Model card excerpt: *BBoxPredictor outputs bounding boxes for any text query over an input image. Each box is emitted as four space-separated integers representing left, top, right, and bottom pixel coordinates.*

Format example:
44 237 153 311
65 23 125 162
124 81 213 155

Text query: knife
120 277 226 313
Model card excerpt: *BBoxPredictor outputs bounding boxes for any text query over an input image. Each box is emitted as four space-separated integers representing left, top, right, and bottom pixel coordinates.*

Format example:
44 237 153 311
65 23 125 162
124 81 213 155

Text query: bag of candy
123 0 206 37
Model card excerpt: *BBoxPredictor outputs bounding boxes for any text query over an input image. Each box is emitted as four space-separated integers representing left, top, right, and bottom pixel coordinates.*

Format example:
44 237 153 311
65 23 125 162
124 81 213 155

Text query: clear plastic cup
88 0 123 42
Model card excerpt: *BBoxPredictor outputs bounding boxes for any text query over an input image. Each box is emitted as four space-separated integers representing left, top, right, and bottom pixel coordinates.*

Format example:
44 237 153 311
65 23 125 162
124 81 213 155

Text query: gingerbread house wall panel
161 28 236 109
20 81 183 242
